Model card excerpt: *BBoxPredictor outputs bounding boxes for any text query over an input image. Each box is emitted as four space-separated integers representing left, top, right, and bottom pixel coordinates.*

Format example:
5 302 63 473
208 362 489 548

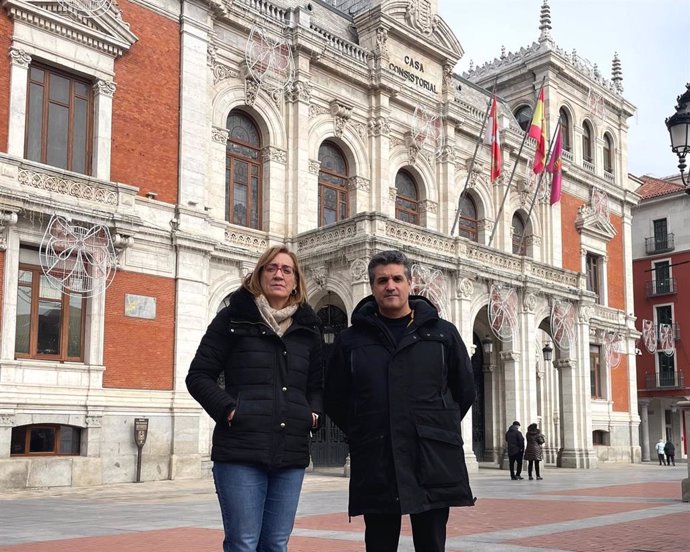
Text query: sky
436 0 690 179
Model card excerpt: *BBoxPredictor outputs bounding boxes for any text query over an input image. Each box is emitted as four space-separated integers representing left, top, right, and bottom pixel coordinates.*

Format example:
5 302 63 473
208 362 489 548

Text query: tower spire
612 52 623 92
538 0 552 43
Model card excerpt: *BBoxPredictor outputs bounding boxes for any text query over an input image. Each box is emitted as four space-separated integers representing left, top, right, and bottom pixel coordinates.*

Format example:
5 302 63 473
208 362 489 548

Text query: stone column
500 350 521 469
455 278 477 473
639 399 650 462
7 47 31 158
92 80 116 181
0 413 15 459
179 2 213 207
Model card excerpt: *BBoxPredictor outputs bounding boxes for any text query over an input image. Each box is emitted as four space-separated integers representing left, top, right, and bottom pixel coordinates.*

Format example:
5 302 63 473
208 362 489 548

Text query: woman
524 423 545 480
186 246 323 552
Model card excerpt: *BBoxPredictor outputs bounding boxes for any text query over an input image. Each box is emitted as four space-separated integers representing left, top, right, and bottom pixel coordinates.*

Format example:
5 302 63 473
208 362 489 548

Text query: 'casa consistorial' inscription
388 54 438 94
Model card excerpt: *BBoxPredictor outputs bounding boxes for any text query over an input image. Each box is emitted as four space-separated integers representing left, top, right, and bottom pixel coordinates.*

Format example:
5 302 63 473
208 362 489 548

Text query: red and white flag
483 95 502 182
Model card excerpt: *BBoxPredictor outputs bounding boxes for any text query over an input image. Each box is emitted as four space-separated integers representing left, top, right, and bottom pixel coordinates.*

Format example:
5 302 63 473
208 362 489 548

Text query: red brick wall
607 214 625 311
110 1 180 204
559 192 582 273
0 14 13 153
103 270 175 390
611 355 630 412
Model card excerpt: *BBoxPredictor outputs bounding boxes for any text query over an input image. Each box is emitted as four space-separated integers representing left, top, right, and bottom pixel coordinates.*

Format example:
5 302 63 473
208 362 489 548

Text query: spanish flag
528 88 547 173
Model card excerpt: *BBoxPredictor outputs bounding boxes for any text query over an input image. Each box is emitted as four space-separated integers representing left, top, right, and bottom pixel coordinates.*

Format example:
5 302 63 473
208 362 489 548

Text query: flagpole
516 122 561 255
487 77 545 249
450 84 495 236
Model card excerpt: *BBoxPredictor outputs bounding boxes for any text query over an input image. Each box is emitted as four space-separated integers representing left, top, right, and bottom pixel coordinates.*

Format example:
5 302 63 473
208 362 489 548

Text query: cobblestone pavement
0 462 688 551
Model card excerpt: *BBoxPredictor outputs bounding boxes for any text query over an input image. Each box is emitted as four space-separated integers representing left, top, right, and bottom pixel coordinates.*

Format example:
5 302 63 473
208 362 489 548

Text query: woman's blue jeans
212 462 305 552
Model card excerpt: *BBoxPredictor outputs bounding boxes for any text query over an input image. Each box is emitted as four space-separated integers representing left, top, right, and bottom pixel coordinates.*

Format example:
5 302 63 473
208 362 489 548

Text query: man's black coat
325 295 476 516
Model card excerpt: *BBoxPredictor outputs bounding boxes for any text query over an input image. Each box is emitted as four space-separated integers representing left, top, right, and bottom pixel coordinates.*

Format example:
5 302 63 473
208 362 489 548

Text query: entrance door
310 304 348 468
471 333 486 461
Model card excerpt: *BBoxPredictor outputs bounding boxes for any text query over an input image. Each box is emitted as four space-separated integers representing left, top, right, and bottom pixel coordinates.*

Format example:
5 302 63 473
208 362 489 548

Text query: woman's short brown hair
242 245 308 306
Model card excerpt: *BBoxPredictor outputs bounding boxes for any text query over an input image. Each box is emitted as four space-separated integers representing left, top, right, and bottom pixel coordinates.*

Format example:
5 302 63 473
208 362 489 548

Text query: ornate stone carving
0 211 18 251
85 415 102 427
389 186 398 201
262 146 287 164
375 26 389 58
523 292 537 313
310 265 327 289
308 159 321 174
500 351 521 362
407 143 420 165
212 62 240 84
330 100 353 138
457 277 474 299
287 80 311 103
348 176 370 192
112 233 134 251
419 199 438 214
405 0 439 36
8 47 31 67
94 80 117 97
212 127 229 144
350 258 369 284
245 79 259 106
368 117 391 136
308 104 329 119
18 168 117 205
224 229 268 252
442 61 454 95
579 304 593 323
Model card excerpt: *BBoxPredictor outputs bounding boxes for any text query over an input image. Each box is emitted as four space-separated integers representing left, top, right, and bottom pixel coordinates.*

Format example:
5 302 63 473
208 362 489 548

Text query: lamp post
677 400 690 502
481 335 493 357
665 83 690 190
542 342 553 363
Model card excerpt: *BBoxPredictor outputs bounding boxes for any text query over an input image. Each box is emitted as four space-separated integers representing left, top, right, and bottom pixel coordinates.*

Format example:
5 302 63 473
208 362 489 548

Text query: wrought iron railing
645 278 677 297
645 234 675 255
645 372 685 389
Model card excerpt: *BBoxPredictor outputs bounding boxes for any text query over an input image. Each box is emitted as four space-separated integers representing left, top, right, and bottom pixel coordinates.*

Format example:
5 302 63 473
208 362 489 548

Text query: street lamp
542 342 553 363
665 83 690 190
481 335 493 356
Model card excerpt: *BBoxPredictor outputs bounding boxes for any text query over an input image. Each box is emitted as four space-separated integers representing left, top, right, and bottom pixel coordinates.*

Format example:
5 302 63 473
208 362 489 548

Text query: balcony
645 278 677 297
645 234 675 255
645 372 685 390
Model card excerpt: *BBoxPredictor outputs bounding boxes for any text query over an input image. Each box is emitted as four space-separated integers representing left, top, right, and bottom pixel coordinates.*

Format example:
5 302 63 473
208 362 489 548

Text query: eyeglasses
264 263 295 276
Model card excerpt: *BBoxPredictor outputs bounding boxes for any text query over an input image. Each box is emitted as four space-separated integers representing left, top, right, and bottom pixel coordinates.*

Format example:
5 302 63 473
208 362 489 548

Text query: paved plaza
0 462 689 552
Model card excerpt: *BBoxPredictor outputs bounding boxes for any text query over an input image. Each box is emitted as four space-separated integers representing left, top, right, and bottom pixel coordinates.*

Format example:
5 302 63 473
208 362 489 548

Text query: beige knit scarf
255 294 298 337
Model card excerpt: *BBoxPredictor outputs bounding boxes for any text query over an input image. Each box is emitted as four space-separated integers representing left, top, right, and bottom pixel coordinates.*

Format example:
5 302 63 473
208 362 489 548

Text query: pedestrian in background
664 441 676 466
186 245 323 552
655 438 666 466
524 423 546 480
506 421 524 480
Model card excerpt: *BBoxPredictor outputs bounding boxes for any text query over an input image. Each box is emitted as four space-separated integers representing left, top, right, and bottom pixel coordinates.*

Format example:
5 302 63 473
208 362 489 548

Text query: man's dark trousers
363 508 449 552
509 452 524 479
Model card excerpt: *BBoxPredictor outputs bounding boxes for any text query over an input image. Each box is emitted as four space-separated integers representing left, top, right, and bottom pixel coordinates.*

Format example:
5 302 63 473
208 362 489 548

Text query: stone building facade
0 0 640 489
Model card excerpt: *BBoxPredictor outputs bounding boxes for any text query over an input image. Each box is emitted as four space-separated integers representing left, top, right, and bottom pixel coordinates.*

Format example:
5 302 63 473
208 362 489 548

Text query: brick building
632 175 690 461
0 0 641 489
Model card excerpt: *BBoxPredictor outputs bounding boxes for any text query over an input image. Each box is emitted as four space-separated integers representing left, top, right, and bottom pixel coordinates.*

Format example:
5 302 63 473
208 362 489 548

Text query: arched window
458 193 478 242
395 170 419 225
603 133 614 173
582 120 593 163
512 213 527 256
514 105 533 133
226 111 262 229
318 142 349 226
559 108 571 152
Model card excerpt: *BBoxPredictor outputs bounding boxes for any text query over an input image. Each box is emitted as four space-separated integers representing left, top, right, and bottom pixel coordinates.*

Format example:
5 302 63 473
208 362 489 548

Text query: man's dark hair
368 250 412 284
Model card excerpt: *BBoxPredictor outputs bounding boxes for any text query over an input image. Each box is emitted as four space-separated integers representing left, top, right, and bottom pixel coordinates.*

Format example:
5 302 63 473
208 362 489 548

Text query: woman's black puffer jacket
186 287 323 468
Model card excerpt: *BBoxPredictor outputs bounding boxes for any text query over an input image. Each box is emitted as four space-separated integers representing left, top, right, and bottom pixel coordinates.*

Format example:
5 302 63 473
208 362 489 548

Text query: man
656 438 667 465
505 421 524 480
325 250 476 552
664 440 676 466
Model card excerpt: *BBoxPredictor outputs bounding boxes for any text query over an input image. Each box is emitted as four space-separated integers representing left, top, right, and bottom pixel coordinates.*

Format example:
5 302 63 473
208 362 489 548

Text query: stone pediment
575 204 617 242
4 0 138 57
355 0 462 62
